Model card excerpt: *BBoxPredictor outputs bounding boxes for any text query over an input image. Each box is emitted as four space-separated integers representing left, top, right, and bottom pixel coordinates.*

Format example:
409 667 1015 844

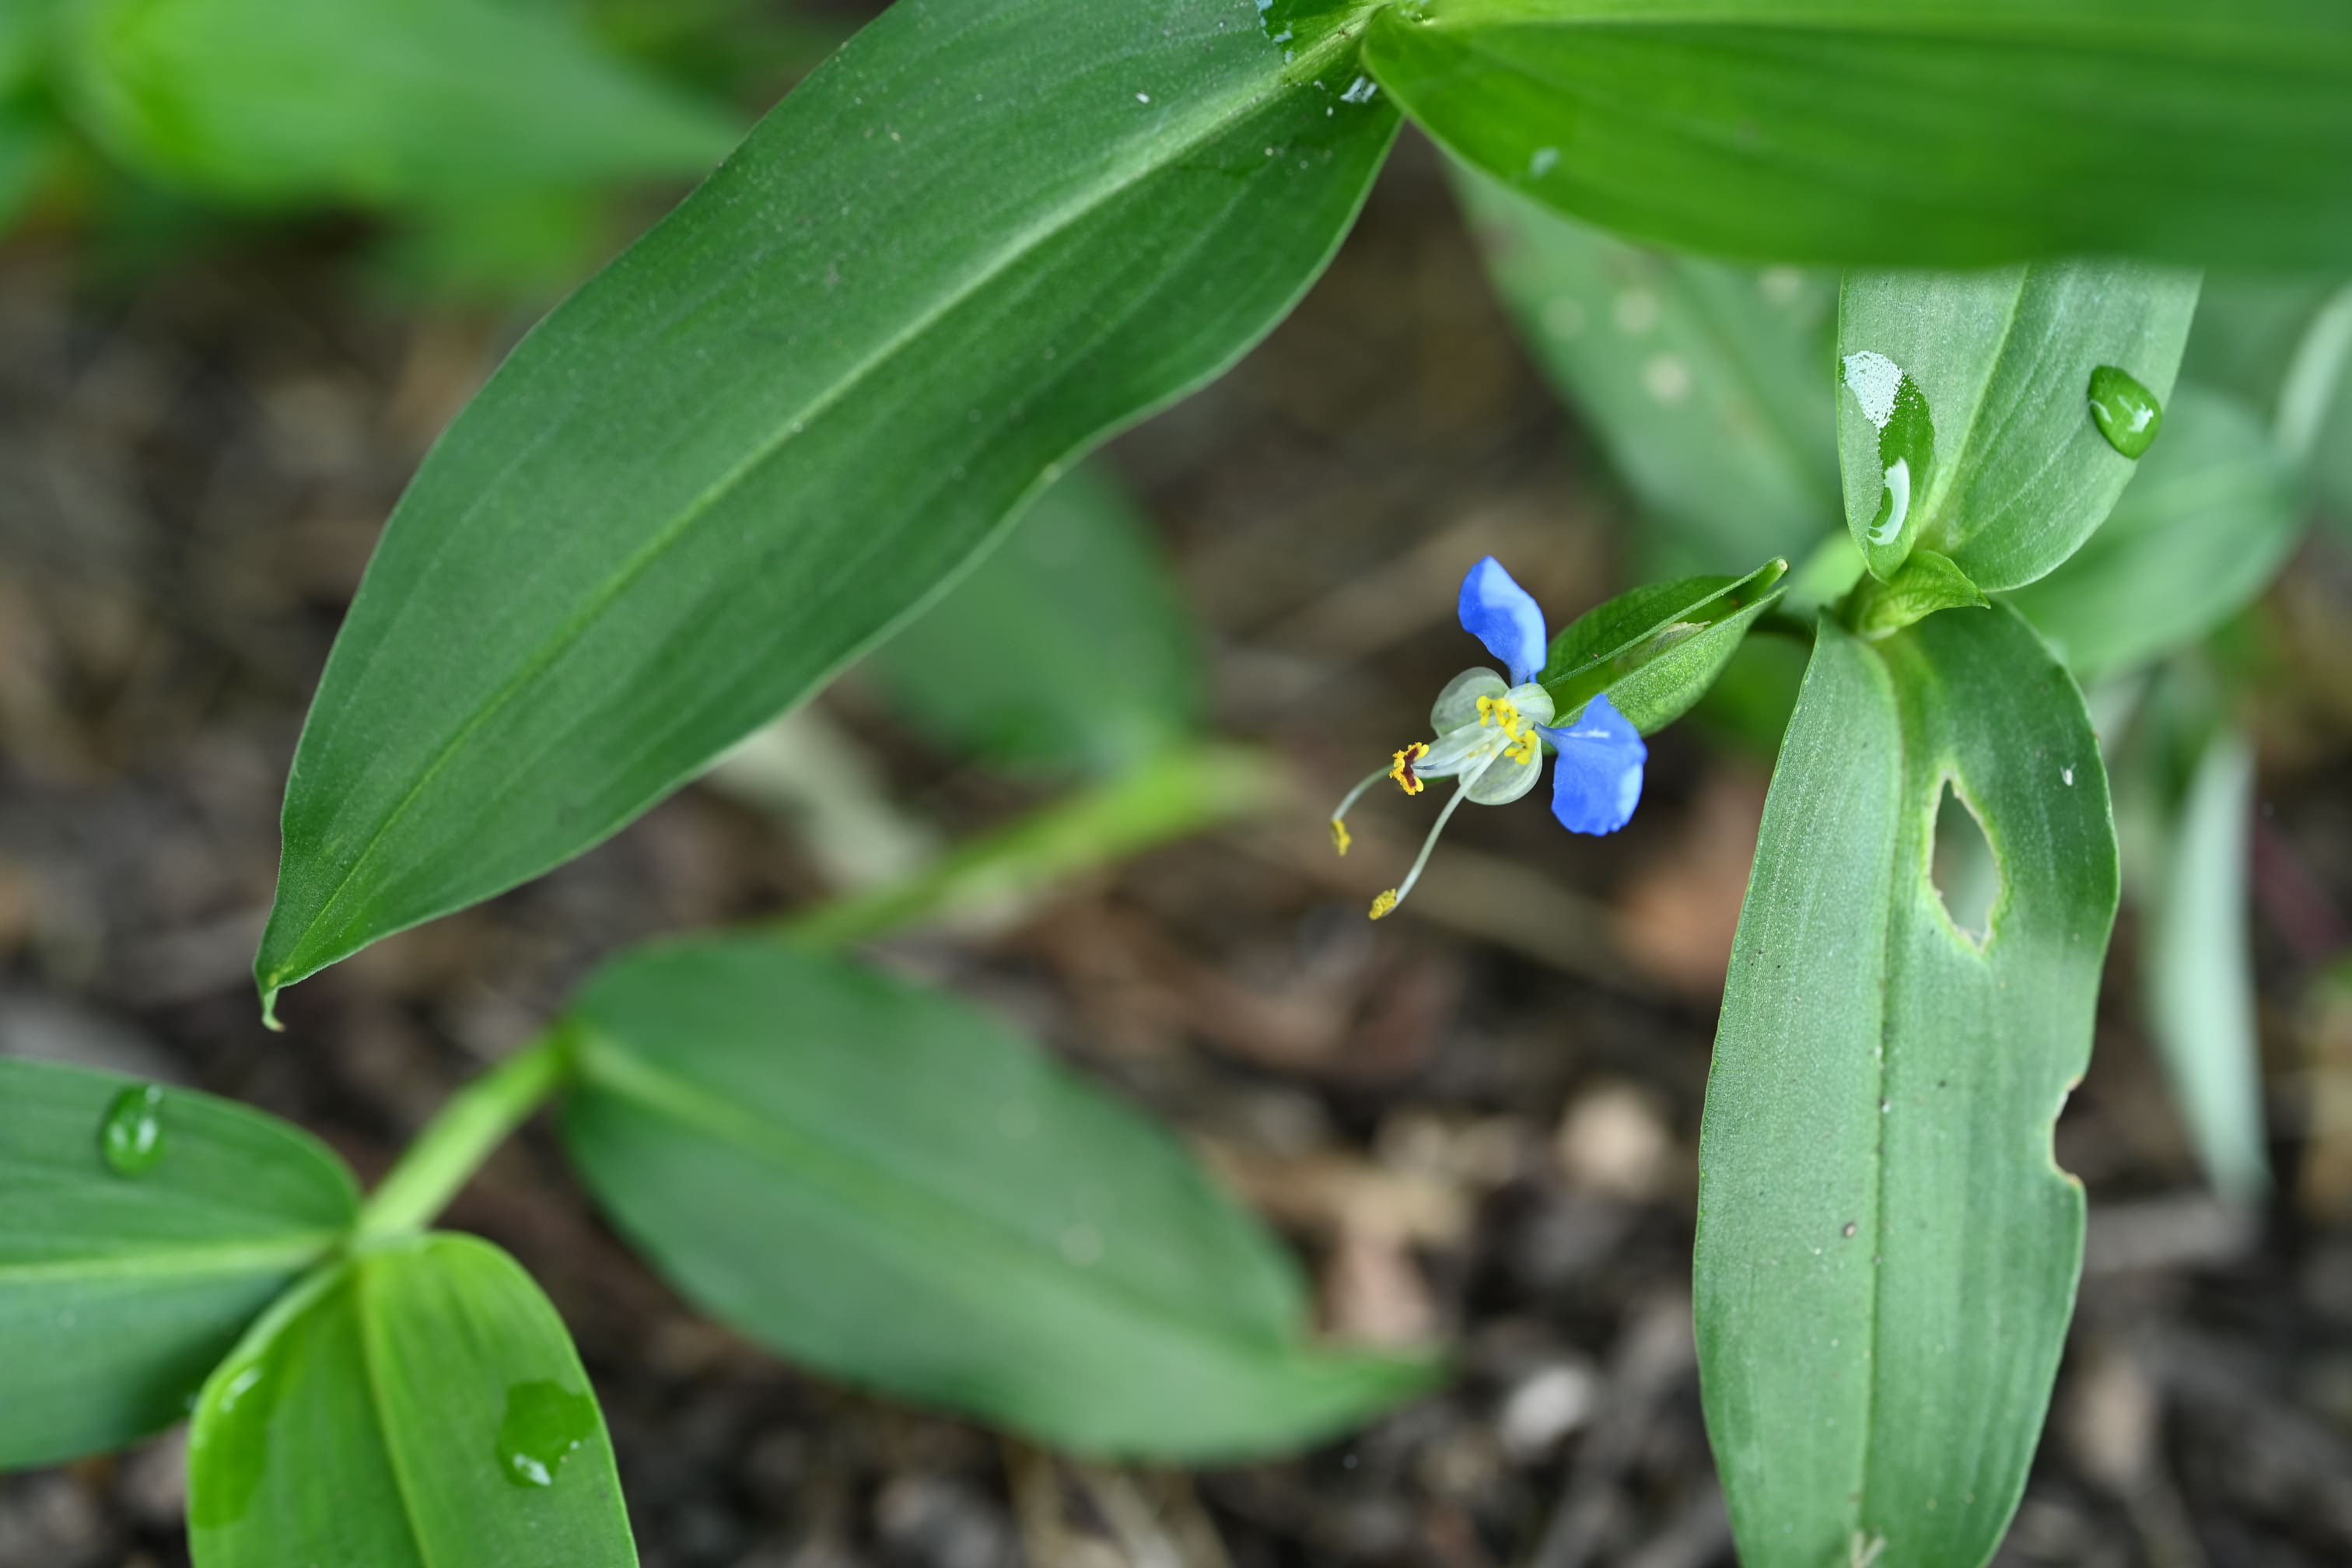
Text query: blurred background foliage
3 0 2352 1563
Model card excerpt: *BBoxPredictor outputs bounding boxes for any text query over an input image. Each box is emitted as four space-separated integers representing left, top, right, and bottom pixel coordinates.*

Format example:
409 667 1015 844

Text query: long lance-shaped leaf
558 936 1438 1459
254 0 1398 1016
1695 606 2117 1568
1364 0 2352 268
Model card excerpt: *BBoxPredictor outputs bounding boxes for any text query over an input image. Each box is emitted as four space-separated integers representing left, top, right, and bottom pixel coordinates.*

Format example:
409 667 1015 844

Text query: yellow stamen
1480 695 1530 742
1369 889 1399 920
1329 817 1352 856
1388 742 1428 796
1506 729 1539 765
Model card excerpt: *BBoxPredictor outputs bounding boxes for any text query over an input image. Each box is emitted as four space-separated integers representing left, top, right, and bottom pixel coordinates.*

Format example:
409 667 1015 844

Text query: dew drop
496 1381 598 1489
100 1083 166 1177
1528 145 1559 179
2086 365 2162 459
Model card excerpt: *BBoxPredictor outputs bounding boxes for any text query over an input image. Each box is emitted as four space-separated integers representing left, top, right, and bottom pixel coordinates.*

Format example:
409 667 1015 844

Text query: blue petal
1457 556 1548 687
1542 693 1646 835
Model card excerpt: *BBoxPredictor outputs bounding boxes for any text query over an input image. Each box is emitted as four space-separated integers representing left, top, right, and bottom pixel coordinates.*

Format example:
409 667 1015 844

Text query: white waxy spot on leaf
1842 349 1903 429
1613 288 1660 335
1059 1223 1104 1265
1528 145 1559 178
1643 353 1692 405
1543 297 1587 340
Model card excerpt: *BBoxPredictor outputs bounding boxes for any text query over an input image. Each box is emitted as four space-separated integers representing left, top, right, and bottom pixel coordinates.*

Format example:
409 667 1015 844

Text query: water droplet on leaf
496 1381 598 1489
2086 365 2162 458
100 1084 166 1176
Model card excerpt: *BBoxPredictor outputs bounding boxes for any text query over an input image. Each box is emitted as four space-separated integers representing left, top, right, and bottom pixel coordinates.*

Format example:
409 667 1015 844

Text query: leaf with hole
1536 558 1788 733
1363 0 2352 268
1838 262 2200 588
558 936 1438 1458
252 0 1399 1017
1451 163 1838 568
0 1059 357 1471
859 460 1202 776
55 0 736 208
1695 605 2117 1567
187 1234 633 1568
2007 384 2304 681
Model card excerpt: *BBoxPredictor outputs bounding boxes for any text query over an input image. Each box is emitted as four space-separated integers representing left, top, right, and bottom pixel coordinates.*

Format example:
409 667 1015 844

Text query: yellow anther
1388 743 1427 796
1329 817 1353 856
1480 695 1528 740
1369 889 1399 920
1506 729 1539 765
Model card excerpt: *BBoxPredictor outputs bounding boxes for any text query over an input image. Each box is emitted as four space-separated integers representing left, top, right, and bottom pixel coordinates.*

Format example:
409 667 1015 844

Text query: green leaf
1536 558 1788 732
860 460 1202 775
0 103 55 233
0 1059 357 1470
2007 384 2303 681
1837 263 2200 588
2140 723 2270 1200
188 1234 633 1568
1695 606 2117 1568
558 936 1437 1458
2184 273 2352 514
0 2 51 93
55 0 736 208
1363 0 2352 268
1450 163 1839 568
1846 548 1987 639
254 1 1398 1017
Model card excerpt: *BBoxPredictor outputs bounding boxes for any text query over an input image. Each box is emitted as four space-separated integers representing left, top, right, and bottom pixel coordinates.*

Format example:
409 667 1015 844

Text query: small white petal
1466 746 1544 805
1507 682 1556 727
1430 668 1508 733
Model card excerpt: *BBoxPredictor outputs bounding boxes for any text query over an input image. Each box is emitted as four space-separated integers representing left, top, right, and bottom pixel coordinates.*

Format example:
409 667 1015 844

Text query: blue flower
1332 557 1647 919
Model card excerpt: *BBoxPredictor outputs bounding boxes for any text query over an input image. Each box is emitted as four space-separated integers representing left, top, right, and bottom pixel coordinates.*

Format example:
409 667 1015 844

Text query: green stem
778 742 1283 951
355 1032 572 1239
